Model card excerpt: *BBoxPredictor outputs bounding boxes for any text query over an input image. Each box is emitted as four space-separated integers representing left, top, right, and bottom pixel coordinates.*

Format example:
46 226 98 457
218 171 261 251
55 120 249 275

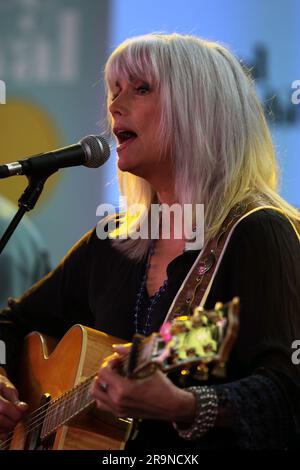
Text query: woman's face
109 76 170 181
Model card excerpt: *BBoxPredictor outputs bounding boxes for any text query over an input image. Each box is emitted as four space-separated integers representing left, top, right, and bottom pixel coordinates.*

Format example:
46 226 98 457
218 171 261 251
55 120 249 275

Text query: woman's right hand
0 372 28 441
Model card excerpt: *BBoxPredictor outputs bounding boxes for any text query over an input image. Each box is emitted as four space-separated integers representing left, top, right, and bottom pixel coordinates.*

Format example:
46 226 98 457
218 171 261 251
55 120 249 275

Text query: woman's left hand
90 344 196 423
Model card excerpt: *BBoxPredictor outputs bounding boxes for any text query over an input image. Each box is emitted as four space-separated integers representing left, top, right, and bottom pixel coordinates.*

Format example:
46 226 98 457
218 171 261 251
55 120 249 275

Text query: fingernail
16 401 28 408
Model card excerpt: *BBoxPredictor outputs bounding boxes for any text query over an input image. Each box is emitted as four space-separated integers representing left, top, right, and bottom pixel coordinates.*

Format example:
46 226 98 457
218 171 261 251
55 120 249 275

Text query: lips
116 134 137 152
113 126 138 152
113 127 137 141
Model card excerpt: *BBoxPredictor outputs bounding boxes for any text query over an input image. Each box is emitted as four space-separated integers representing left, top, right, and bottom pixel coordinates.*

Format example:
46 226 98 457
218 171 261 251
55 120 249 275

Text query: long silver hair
103 33 299 260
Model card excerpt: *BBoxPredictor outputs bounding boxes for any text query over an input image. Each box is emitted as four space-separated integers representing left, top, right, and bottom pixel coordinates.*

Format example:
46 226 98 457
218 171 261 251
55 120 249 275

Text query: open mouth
114 129 138 149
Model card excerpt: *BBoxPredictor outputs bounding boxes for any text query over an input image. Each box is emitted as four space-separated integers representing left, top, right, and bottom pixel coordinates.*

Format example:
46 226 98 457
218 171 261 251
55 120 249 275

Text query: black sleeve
212 372 295 449
0 228 97 380
205 209 300 447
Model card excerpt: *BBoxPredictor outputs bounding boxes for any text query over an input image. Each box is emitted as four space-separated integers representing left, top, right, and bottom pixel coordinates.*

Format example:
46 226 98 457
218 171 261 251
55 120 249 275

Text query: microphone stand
0 171 54 256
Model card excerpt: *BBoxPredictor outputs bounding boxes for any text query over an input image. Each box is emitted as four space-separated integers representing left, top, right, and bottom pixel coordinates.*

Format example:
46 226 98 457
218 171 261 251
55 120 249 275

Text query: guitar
1 298 239 450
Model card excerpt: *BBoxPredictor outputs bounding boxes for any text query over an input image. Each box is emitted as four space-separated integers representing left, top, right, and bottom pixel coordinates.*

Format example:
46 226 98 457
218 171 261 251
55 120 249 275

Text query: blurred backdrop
0 0 299 267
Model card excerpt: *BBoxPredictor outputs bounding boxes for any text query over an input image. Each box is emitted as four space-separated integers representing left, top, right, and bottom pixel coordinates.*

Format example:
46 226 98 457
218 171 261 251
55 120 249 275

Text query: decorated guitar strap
164 203 300 324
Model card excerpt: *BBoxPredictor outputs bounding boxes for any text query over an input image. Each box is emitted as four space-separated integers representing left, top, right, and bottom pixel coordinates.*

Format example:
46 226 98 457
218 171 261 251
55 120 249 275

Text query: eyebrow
114 76 149 87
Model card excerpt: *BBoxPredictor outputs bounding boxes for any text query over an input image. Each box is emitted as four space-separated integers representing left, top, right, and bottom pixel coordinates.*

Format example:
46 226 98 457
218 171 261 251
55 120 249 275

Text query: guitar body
10 324 132 450
4 299 239 451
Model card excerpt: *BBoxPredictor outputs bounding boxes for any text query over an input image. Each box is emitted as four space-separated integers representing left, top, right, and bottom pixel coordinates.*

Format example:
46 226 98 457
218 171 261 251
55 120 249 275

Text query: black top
1 208 300 449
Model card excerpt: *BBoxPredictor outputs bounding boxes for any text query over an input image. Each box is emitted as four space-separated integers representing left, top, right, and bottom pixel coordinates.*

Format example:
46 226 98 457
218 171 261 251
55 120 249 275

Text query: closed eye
110 82 150 102
136 84 150 95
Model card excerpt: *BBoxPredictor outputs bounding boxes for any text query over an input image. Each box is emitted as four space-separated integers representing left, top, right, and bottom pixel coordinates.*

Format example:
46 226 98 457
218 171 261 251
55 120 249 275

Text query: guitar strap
163 203 300 324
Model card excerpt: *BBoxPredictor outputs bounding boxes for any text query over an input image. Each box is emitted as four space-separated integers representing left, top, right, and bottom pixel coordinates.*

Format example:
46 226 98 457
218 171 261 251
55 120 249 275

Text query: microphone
0 135 110 179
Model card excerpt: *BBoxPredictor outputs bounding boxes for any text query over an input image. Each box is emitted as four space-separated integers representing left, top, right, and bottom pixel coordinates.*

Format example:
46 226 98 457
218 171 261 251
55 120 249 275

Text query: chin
118 158 132 173
117 159 137 175
117 157 141 176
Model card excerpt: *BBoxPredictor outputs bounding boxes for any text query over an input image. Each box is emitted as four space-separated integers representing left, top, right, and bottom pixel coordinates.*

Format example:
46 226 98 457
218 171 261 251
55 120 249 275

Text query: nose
109 91 130 117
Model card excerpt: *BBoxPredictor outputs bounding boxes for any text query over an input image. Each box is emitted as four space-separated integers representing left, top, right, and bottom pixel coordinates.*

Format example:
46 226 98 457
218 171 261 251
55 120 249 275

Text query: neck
143 166 176 206
154 181 177 206
157 189 177 206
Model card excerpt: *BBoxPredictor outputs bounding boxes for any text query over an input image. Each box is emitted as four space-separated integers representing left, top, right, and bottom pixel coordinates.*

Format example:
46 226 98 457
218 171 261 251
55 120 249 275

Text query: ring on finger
99 381 109 393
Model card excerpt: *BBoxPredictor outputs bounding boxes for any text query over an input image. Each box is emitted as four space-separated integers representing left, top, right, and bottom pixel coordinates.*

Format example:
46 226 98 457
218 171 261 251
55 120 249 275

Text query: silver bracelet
173 386 218 440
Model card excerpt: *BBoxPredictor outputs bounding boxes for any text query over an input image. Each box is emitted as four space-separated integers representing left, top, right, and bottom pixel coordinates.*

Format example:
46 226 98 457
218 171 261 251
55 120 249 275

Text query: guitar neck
40 374 96 440
40 352 135 440
38 298 239 441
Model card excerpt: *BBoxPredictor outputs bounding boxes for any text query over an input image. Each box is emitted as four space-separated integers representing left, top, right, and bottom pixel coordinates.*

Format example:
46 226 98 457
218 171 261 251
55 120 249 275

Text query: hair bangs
105 40 160 91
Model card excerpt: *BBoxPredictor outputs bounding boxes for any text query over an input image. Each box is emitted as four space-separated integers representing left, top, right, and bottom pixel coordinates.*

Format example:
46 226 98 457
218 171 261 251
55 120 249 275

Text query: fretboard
38 338 152 440
40 375 95 440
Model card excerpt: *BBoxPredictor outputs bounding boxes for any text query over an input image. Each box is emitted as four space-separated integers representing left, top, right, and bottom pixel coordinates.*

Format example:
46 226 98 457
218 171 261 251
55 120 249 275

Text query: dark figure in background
0 194 50 309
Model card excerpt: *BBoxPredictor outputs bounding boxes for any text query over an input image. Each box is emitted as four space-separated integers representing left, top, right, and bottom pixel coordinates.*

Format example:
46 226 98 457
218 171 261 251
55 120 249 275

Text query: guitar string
1 347 212 450
2 341 165 450
1 329 211 449
1 309 224 449
14 351 149 448
3 369 108 448
15 380 97 449
2 350 176 451
0 375 95 449
20 337 157 435
0 351 134 449
26 350 131 428
5 313 171 447
1 333 162 450
0 377 99 447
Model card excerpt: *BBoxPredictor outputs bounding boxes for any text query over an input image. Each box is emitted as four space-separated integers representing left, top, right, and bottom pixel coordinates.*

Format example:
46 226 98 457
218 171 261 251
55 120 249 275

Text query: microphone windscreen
80 135 110 168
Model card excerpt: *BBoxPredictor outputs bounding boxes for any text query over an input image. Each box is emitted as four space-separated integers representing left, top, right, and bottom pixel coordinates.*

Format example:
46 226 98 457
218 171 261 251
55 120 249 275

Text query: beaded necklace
134 240 168 336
